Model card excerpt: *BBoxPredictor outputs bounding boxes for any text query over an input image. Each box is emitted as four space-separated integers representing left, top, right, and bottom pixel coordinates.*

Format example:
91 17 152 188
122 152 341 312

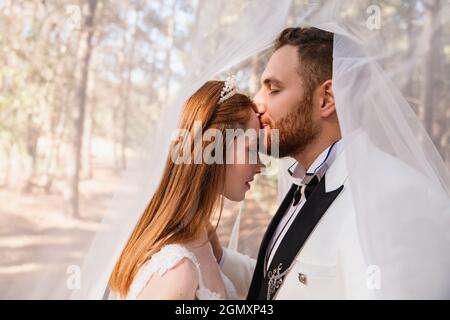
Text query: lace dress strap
126 244 204 299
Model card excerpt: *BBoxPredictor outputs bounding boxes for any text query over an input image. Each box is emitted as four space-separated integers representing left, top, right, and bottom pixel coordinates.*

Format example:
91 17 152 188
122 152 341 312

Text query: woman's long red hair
108 81 254 298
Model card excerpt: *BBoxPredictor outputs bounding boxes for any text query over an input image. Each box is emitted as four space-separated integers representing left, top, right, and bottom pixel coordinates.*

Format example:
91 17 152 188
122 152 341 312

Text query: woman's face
223 111 264 202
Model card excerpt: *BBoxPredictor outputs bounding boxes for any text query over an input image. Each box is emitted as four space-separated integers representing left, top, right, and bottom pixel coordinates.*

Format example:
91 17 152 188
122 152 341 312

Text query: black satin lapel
257 184 298 263
263 176 344 300
246 183 297 300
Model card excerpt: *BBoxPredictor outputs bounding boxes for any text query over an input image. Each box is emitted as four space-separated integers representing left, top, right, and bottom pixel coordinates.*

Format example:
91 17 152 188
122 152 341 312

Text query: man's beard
266 93 321 158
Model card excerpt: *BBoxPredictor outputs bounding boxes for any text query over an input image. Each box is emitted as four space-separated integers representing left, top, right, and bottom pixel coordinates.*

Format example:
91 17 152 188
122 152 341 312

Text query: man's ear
320 80 335 118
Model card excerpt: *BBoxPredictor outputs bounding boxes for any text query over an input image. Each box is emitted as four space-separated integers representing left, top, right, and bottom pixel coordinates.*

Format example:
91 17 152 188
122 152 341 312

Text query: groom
210 27 375 299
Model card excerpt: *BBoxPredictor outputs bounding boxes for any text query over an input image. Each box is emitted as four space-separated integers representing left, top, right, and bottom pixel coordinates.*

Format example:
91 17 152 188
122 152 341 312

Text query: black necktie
292 175 319 206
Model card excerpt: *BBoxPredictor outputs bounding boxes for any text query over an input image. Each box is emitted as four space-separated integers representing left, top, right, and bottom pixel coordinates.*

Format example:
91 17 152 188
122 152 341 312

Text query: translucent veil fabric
328 6 450 298
280 0 450 298
300 1 450 298
8 0 450 299
71 0 292 299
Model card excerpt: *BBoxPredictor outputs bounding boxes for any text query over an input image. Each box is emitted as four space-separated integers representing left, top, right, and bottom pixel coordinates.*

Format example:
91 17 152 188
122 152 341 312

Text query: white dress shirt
265 140 343 270
219 141 343 272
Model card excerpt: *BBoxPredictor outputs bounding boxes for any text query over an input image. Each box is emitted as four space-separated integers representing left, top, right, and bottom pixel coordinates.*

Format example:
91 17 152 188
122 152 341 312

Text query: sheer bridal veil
6 0 450 299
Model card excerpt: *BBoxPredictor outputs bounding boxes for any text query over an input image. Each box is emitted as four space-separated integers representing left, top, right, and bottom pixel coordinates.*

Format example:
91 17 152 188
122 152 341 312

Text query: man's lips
256 112 272 129
259 115 273 129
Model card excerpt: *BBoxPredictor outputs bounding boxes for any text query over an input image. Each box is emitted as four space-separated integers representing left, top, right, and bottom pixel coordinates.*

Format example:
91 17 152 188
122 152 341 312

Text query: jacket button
298 273 307 285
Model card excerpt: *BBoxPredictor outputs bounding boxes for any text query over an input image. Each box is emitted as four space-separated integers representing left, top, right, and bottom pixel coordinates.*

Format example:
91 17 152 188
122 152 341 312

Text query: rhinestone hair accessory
218 75 237 104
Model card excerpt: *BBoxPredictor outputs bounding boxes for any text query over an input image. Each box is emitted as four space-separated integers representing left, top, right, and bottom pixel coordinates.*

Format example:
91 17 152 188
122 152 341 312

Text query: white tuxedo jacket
221 133 384 300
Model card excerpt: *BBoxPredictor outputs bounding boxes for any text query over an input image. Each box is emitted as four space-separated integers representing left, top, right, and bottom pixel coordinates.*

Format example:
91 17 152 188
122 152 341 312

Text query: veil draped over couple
12 0 450 299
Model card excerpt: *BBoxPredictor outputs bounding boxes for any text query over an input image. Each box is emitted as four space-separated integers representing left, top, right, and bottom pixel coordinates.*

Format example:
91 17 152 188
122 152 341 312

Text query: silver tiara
218 75 237 104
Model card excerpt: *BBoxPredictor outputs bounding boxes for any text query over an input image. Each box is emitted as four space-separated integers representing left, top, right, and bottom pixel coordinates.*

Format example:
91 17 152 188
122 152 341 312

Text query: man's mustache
258 114 274 129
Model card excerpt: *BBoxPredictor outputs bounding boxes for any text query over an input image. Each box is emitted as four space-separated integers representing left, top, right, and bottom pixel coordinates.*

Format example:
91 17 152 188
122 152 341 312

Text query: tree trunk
86 81 96 179
120 12 138 170
67 0 98 217
22 113 40 194
420 1 441 147
163 1 176 105
1 142 12 188
403 0 418 110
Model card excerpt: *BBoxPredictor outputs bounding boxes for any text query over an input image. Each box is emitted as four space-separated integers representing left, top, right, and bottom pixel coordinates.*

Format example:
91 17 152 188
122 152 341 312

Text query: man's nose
253 90 267 115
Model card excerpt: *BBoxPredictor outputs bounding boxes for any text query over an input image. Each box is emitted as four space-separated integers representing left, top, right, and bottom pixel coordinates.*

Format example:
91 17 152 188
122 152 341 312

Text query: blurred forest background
0 0 449 297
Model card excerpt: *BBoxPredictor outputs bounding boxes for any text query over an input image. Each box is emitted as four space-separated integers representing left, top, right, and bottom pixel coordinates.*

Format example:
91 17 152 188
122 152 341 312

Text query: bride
107 79 263 300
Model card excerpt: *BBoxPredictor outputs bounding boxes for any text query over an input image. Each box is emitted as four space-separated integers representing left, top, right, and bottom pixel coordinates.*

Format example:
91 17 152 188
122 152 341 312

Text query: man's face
254 45 321 158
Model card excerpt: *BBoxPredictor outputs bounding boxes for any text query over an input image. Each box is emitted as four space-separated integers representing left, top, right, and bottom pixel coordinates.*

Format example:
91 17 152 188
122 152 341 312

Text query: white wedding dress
124 244 238 300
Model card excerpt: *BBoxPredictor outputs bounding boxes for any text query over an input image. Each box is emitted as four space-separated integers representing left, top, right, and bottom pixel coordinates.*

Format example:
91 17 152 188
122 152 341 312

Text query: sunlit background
1 0 449 298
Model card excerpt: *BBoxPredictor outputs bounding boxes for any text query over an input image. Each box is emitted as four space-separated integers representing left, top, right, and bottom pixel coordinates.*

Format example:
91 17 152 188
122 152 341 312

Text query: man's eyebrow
262 77 283 87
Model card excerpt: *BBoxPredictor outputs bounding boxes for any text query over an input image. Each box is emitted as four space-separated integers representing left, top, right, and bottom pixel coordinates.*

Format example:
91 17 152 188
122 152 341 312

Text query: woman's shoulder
151 244 200 273
137 255 199 299
127 243 200 299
